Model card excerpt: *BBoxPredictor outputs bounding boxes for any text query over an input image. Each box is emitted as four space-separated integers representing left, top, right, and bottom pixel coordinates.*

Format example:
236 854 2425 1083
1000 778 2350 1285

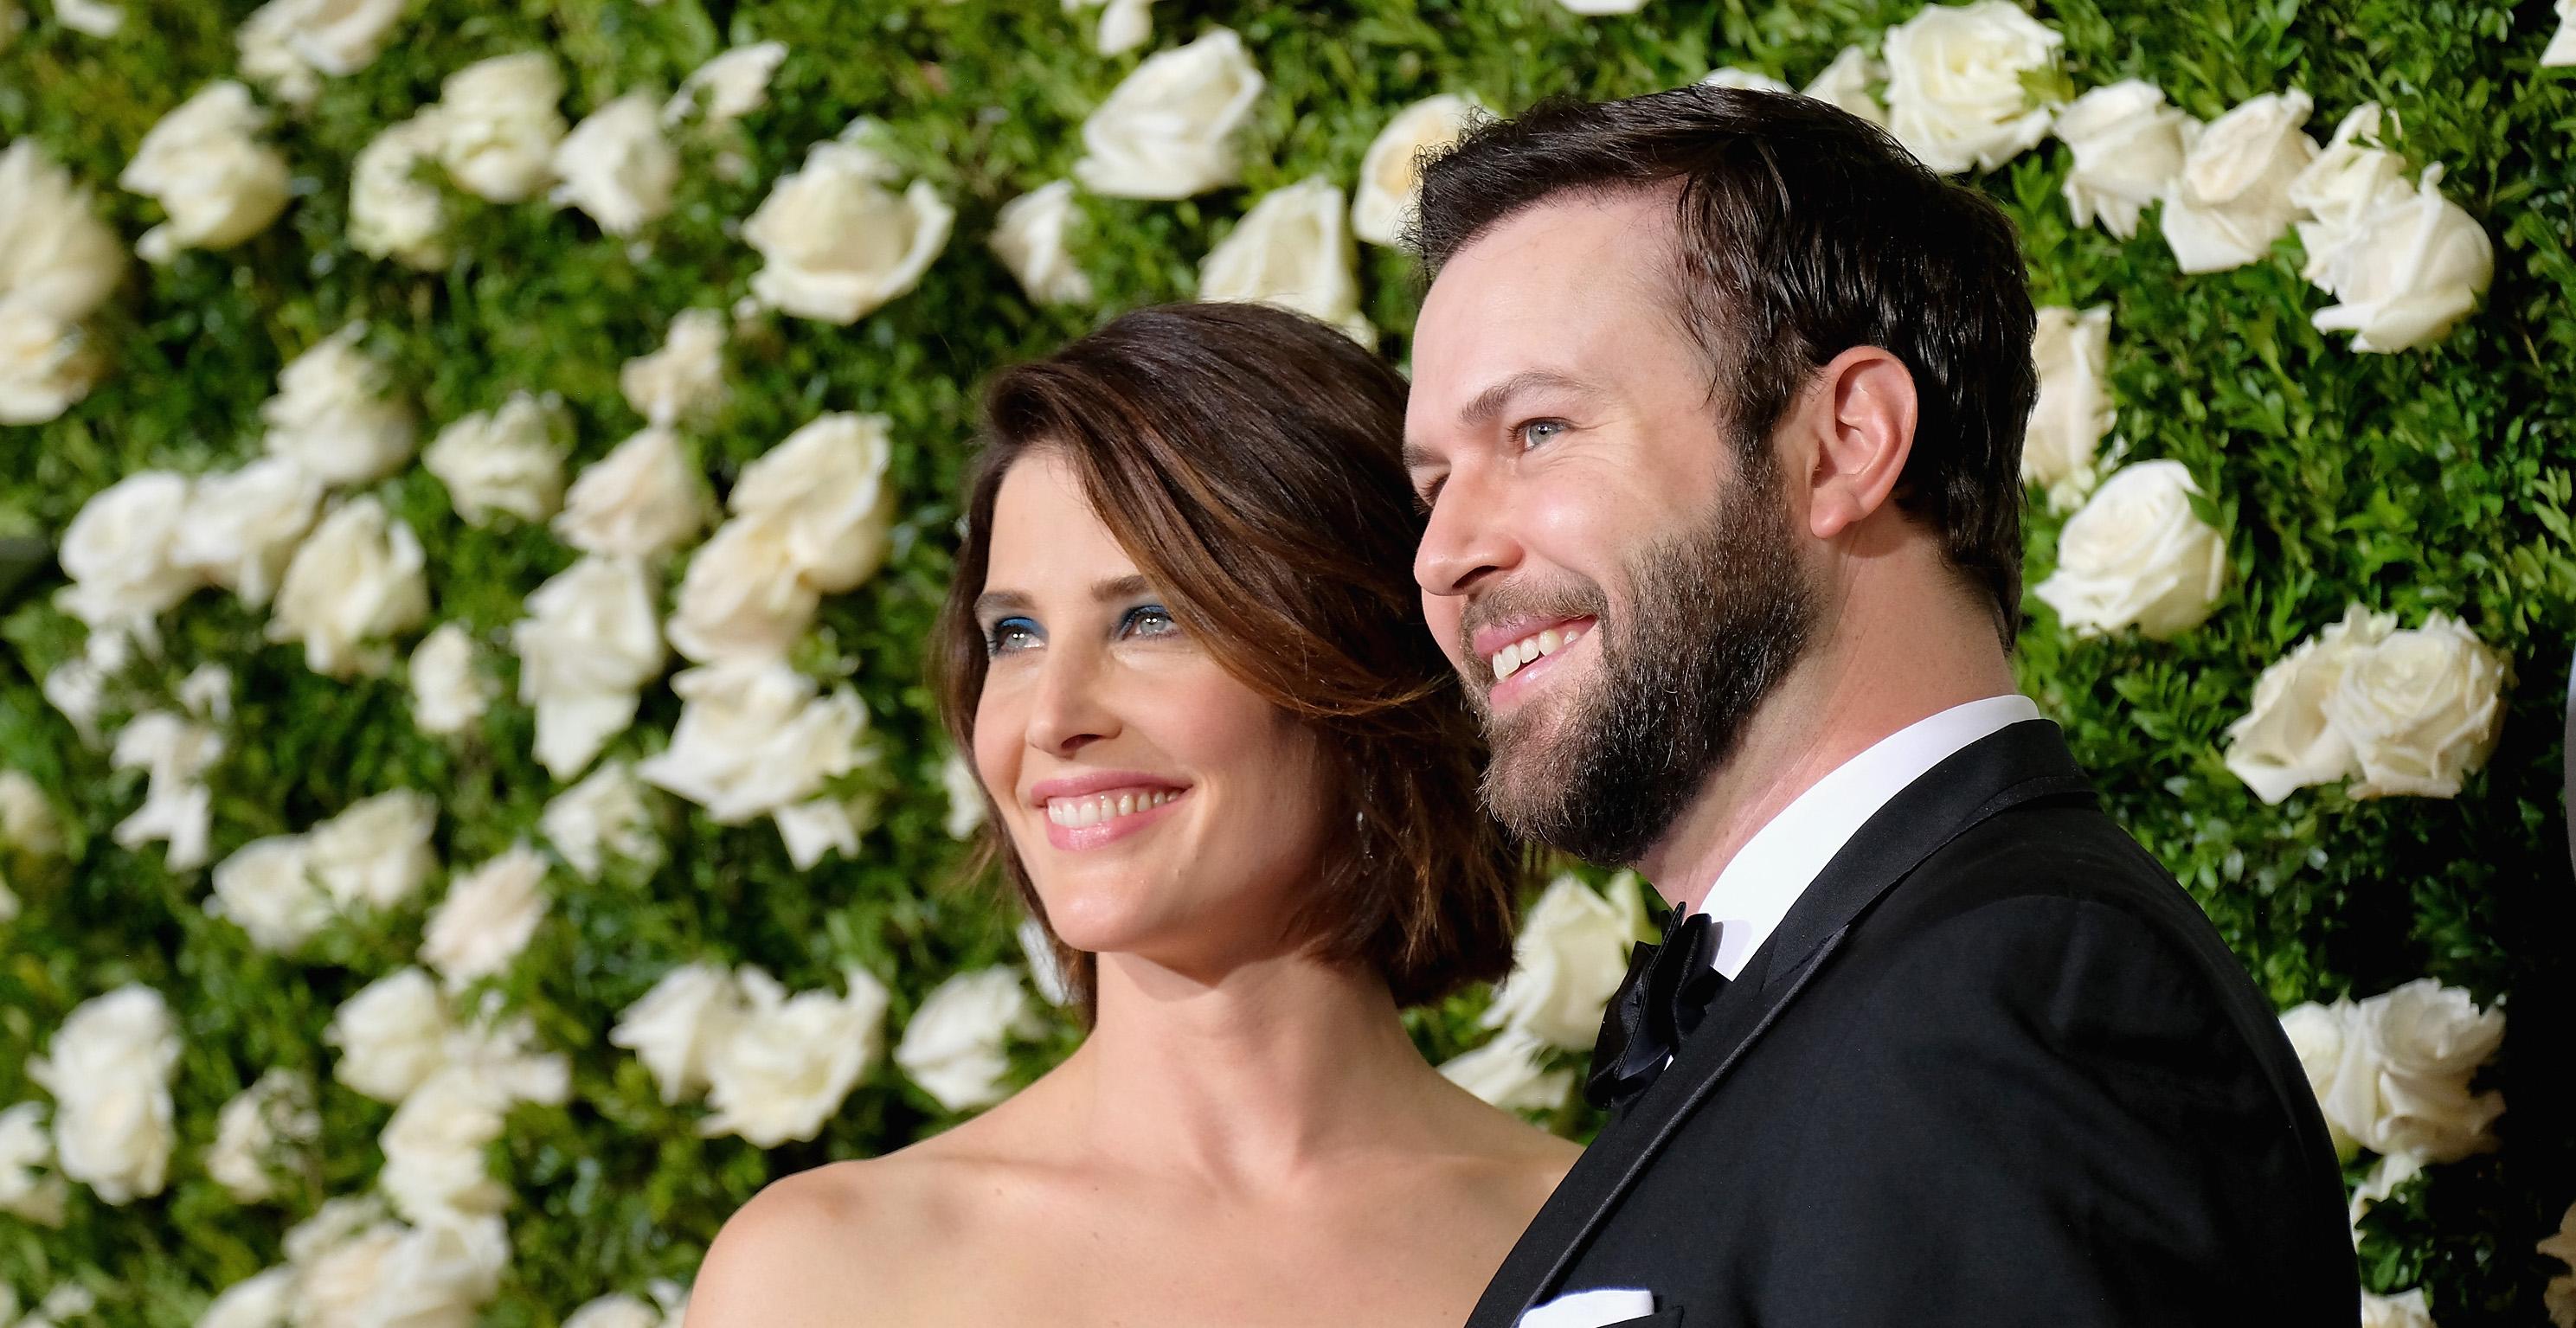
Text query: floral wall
1 1 2572 1325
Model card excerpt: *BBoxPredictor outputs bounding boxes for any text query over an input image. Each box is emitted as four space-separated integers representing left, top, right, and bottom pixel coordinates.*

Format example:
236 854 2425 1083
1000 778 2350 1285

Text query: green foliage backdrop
3 0 2573 1324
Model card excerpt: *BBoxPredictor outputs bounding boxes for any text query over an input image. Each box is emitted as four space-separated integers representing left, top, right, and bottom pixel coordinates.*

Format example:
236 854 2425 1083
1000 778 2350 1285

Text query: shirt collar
1694 693 2043 978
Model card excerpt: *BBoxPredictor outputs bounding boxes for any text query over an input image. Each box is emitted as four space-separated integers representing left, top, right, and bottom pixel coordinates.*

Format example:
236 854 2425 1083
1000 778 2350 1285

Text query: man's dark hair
1404 85 2039 644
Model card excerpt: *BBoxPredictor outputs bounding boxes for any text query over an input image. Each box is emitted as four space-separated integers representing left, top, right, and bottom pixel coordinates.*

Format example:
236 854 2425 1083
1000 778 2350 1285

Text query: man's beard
1464 467 1817 865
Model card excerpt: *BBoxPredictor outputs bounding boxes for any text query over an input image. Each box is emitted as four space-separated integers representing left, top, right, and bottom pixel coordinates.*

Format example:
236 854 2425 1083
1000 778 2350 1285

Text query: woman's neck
1058 949 1455 1193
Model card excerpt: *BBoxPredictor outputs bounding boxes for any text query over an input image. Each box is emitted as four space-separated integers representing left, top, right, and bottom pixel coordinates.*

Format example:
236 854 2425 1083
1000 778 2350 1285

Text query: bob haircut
931 301 1522 1016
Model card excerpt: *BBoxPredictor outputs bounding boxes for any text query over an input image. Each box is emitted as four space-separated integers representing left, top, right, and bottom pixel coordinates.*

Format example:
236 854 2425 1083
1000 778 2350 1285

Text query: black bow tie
1584 905 1728 1110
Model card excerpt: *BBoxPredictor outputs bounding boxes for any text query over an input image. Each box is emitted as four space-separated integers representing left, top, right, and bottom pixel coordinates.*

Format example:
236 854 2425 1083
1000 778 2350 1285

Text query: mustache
1456 575 1609 683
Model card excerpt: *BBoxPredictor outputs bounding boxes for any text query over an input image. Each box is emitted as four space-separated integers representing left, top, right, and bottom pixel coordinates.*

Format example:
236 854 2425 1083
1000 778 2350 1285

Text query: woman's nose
1025 643 1119 756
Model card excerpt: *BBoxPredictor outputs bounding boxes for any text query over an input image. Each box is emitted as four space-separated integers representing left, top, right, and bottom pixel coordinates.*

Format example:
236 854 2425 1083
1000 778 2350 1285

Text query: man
1400 87 2354 1326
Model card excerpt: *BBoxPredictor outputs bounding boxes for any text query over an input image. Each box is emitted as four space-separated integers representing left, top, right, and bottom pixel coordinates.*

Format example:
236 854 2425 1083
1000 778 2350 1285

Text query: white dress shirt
1694 693 2042 978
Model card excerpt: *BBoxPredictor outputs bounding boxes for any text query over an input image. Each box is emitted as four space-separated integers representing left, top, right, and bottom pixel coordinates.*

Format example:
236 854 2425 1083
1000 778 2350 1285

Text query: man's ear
1799 346 1918 542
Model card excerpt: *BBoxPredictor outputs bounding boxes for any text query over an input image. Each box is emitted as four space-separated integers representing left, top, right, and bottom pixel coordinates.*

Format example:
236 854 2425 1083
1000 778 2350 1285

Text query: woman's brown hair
931 301 1522 1015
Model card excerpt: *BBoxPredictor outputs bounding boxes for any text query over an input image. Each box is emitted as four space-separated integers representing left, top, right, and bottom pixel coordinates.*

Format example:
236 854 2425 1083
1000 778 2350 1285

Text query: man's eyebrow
1404 369 1603 473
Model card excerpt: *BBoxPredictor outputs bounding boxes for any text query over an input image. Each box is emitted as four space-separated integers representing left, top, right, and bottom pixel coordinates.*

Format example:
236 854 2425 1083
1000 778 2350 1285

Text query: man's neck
1635 618 2020 914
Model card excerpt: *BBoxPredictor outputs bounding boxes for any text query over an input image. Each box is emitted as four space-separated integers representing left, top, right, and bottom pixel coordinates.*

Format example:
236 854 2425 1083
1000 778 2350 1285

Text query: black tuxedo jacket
1468 720 2355 1327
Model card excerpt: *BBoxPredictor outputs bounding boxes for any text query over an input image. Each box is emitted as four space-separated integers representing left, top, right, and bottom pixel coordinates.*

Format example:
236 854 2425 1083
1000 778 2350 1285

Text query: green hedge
2 0 2572 1324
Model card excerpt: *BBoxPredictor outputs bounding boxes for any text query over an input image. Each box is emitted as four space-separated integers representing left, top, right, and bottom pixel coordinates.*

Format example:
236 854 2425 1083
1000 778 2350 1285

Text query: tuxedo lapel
1468 721 2097 1328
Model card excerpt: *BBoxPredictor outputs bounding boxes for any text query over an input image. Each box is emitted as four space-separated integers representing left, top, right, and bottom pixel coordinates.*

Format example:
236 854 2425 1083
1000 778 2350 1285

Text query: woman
686 302 1579 1325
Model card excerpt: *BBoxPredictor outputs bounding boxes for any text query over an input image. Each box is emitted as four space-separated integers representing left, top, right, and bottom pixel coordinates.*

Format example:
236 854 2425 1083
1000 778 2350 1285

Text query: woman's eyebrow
972 589 1032 617
1092 574 1153 602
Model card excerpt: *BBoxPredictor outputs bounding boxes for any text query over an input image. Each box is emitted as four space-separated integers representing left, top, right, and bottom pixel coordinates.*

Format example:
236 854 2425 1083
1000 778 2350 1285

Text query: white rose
26 984 179 1204
7 1283 97 1328
1554 0 1648 15
697 965 888 1147
2032 459 2226 638
0 301 106 424
434 52 566 203
620 309 729 428
1072 28 1265 199
725 408 899 588
666 512 818 664
895 967 1038 1112
206 1067 320 1204
2161 89 2318 273
2288 104 2412 287
990 180 1094 305
550 93 678 237
268 496 430 678
553 427 711 560
108 710 223 870
344 1211 511 1328
1699 67 1791 93
1063 0 1158 55
51 0 116 25
610 962 743 1105
663 41 787 130
0 1100 69 1226
637 659 870 823
2052 80 2191 240
1802 45 1886 126
117 81 291 262
941 748 987 840
171 459 323 607
421 843 549 989
196 1267 298 1328
349 112 450 270
408 623 491 737
1481 873 1643 1050
424 391 570 524
2549 0 2576 67
325 967 453 1104
235 0 407 106
512 555 668 779
2305 979 2506 1165
540 760 660 879
2021 305 2111 507
1016 917 1070 1007
1 768 63 857
1352 94 1478 249
1199 177 1372 343
2222 604 2396 804
307 787 440 912
440 1000 570 1107
2307 167 2492 354
1439 1028 1573 1113
744 132 954 324
55 471 198 630
2360 1289 2438 1328
563 1293 660 1328
205 835 331 951
0 138 126 324
42 623 136 748
260 324 418 487
377 1066 512 1223
1880 0 2064 175
291 1215 408 1328
2326 613 2509 799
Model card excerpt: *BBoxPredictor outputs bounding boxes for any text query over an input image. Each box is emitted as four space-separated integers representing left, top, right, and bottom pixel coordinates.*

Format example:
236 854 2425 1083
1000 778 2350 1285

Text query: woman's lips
1041 786 1189 851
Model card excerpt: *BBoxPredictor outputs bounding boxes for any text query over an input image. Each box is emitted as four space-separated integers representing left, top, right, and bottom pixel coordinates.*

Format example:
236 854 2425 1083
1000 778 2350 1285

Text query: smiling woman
933 299 1523 1014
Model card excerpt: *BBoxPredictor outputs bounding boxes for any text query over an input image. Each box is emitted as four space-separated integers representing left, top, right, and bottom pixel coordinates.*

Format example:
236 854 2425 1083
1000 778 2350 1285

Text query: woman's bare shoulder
682 1111 1059 1328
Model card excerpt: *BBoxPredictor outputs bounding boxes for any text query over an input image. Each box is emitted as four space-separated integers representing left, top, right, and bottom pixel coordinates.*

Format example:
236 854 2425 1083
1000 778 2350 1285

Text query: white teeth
1489 623 1588 683
1044 787 1179 826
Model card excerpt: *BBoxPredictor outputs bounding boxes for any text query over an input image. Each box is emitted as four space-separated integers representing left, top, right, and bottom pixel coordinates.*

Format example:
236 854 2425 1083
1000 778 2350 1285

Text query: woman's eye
985 617 1042 656
1120 605 1179 639
1517 419 1566 450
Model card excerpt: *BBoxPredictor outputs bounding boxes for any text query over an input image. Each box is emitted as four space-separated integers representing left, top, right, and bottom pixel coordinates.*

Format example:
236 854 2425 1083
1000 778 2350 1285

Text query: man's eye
1121 605 1179 638
1517 420 1567 449
985 617 1041 656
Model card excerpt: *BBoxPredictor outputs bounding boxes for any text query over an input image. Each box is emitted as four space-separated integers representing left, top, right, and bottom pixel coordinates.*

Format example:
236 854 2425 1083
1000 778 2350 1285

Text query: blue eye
1121 605 1178 638
985 616 1041 656
1517 420 1567 450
